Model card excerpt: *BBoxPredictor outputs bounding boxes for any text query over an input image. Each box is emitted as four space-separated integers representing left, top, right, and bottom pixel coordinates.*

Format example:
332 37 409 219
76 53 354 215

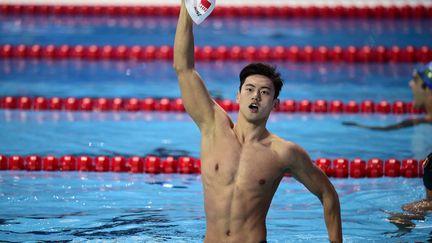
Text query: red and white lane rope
0 154 425 178
1 44 431 63
0 4 431 18
0 96 426 114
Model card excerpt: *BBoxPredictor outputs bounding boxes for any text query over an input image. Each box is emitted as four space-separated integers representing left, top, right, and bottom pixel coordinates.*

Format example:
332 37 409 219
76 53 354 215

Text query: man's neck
234 114 269 144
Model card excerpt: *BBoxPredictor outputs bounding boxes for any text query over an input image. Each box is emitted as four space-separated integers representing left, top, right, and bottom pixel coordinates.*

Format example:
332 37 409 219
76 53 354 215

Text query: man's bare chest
200 134 283 190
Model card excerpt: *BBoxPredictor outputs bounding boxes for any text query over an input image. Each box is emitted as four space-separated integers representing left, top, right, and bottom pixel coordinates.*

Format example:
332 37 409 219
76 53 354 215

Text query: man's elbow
173 64 193 77
173 56 194 73
325 195 341 216
321 184 340 208
172 62 184 74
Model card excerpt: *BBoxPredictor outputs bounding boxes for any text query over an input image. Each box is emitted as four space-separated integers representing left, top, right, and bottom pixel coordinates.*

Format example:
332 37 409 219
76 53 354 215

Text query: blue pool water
1 60 431 160
1 8 432 243
1 110 431 160
0 60 417 102
1 16 432 47
0 172 429 242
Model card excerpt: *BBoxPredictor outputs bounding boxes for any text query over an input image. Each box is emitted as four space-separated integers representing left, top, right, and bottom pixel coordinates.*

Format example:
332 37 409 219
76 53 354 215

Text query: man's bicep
177 69 216 129
295 162 330 198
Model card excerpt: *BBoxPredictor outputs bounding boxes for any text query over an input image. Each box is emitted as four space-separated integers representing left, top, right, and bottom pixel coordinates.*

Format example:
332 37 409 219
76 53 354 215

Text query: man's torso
200 110 290 242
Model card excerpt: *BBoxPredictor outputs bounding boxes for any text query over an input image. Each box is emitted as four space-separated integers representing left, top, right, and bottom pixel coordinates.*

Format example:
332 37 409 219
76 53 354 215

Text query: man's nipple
259 179 266 185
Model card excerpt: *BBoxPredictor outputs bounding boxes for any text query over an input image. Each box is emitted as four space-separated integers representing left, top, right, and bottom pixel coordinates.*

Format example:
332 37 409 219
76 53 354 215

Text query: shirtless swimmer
173 1 343 242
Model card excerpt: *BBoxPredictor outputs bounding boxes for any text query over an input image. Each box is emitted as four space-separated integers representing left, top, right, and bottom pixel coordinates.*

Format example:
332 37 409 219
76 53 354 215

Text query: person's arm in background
386 153 432 228
342 117 431 131
401 153 432 214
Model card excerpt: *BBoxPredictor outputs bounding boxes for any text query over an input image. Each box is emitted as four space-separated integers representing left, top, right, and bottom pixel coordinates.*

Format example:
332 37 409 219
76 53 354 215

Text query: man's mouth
249 103 259 113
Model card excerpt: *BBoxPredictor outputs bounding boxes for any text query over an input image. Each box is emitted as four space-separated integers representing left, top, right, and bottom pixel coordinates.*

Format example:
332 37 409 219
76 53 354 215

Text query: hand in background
386 211 424 229
402 199 432 214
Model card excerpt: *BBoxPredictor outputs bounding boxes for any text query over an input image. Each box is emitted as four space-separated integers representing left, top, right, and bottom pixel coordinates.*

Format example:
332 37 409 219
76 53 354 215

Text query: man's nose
252 92 260 100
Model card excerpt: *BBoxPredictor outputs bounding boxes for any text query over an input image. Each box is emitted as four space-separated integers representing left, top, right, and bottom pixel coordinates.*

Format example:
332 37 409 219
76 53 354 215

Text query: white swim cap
185 0 216 25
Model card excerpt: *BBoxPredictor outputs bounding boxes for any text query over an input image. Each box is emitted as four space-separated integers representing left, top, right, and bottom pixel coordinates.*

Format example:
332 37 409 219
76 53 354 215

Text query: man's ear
236 91 240 104
273 98 280 110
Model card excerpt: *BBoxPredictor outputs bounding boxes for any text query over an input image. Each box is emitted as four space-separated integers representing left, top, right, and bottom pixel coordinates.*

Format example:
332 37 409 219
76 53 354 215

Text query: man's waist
204 220 267 243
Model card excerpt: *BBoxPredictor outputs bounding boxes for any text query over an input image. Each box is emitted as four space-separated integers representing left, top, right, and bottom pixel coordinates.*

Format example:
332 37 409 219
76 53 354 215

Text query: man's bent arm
288 145 343 242
173 0 215 130
321 178 343 243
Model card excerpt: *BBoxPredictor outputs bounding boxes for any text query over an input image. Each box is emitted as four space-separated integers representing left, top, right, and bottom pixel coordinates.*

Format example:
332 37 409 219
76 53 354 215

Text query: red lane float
0 154 425 178
367 158 384 178
43 155 59 171
26 155 42 171
401 159 419 178
1 44 431 63
161 156 178 173
60 155 77 171
315 158 332 176
0 96 426 114
112 155 127 172
333 158 349 178
349 158 366 178
95 155 110 172
0 5 430 18
384 159 401 177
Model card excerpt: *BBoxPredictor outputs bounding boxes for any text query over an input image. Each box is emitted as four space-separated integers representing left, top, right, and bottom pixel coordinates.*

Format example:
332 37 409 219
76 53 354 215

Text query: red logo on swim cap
200 0 212 11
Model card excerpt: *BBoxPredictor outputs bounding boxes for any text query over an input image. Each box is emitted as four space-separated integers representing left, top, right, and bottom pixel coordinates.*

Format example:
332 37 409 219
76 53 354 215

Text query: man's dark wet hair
239 63 284 99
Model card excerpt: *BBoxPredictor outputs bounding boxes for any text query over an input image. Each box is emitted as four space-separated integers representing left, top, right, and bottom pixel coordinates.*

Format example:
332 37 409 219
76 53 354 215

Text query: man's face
409 74 427 109
236 74 279 122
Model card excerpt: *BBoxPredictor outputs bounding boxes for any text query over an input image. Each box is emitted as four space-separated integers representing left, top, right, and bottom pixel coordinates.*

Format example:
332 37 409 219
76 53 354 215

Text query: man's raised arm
173 1 216 130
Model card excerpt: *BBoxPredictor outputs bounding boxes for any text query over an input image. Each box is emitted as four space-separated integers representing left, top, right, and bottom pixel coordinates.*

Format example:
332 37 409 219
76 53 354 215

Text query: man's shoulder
265 134 312 169
269 133 296 147
200 104 233 135
269 134 306 158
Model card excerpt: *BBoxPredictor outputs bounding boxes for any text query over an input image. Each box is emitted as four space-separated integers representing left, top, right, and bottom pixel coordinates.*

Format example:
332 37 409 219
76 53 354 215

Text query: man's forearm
323 192 343 242
173 1 195 72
